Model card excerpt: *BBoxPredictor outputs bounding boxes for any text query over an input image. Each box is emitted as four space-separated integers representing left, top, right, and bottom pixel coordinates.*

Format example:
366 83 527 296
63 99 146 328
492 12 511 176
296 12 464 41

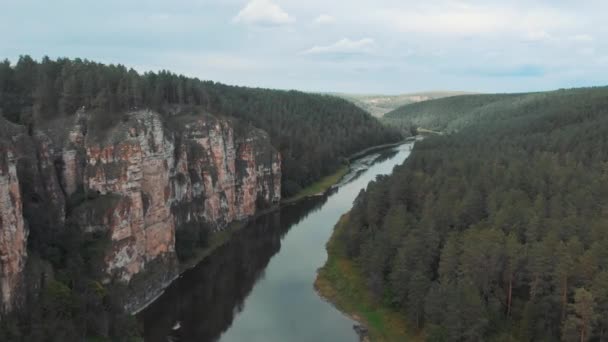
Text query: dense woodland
0 215 141 341
341 87 608 341
0 56 401 197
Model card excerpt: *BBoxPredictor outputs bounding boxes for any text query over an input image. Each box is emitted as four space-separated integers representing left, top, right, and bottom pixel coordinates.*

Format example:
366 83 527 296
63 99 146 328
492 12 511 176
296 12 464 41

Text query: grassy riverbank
315 214 422 342
180 160 358 276
284 165 349 203
416 127 443 135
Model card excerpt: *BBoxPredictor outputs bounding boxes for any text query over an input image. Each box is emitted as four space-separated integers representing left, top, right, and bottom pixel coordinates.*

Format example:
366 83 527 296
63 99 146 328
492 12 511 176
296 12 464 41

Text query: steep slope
334 91 472 117
331 86 608 341
0 121 28 314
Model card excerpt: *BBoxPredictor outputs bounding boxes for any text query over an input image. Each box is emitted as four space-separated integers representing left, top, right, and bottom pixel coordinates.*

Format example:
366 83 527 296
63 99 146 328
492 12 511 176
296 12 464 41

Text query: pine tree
562 288 596 342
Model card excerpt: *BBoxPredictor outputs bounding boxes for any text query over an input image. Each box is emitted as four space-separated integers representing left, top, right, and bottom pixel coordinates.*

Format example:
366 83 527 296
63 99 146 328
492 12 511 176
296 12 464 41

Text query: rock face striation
0 110 281 314
0 126 28 314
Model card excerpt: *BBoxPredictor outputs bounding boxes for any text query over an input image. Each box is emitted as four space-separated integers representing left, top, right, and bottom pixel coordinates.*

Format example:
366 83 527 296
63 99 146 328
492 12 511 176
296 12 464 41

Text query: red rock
0 143 27 314
0 110 281 313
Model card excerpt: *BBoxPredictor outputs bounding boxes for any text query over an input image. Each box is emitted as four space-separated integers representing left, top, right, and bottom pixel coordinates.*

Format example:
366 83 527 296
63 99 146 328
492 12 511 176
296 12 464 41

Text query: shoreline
315 214 418 342
347 138 414 162
131 140 408 316
283 138 412 205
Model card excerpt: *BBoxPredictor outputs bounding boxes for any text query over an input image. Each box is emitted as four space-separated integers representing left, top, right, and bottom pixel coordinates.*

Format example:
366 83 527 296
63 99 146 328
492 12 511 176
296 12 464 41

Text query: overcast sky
1 0 606 94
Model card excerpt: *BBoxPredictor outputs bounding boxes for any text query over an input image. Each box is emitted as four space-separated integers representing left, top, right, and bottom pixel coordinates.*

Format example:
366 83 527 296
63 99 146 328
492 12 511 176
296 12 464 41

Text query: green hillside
383 87 608 136
333 86 608 341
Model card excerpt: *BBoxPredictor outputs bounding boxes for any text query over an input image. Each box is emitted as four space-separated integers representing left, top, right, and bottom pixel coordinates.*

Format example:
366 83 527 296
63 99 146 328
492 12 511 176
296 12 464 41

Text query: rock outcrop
0 133 27 314
0 110 281 314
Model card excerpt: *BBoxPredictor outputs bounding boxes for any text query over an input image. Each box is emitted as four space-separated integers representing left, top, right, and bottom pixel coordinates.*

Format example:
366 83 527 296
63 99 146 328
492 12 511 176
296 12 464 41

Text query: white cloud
313 14 335 25
303 38 375 55
233 0 294 26
524 30 553 42
569 34 594 42
523 31 595 45
376 4 575 36
5 0 606 93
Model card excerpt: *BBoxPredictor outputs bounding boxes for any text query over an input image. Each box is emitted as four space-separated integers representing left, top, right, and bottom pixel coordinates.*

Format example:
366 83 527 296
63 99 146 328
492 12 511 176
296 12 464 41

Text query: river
138 141 415 342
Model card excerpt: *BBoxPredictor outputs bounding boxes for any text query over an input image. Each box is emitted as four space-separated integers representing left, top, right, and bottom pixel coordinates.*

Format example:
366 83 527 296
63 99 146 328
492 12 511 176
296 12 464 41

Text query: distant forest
342 87 608 341
381 91 574 136
0 56 401 197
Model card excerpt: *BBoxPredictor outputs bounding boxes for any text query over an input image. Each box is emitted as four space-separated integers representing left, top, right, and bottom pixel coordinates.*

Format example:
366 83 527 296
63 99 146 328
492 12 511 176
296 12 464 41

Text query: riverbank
182 140 409 274
283 165 350 204
180 163 350 272
416 127 443 135
315 214 422 342
133 141 406 315
285 139 411 205
347 139 413 162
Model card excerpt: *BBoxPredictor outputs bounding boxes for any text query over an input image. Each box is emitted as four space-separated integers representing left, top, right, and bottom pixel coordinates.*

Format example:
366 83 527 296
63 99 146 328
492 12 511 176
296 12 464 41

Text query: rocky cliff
0 127 27 314
0 110 281 314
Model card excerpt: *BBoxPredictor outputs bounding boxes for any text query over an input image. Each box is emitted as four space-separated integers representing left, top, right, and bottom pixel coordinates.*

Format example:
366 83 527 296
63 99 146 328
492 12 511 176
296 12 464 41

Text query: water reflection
139 196 328 342
138 142 413 342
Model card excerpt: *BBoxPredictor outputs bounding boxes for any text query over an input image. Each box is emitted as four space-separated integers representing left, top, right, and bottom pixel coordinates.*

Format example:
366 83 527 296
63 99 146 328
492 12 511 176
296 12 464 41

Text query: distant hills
332 91 475 117
382 87 608 136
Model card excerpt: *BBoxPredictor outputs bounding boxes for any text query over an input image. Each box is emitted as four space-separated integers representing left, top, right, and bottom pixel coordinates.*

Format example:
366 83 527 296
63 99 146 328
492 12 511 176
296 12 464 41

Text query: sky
1 0 607 94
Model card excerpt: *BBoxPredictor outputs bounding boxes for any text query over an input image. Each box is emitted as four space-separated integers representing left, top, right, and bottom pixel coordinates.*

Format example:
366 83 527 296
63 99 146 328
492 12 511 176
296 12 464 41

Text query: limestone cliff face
0 137 27 314
0 110 281 313
170 116 281 231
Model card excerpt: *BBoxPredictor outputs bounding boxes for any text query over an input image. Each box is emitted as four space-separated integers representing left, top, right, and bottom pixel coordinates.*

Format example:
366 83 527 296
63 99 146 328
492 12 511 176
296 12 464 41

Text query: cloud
465 65 545 78
569 34 594 42
303 38 375 55
376 4 575 36
523 31 595 45
2 0 606 93
233 0 294 26
524 30 553 42
313 14 335 25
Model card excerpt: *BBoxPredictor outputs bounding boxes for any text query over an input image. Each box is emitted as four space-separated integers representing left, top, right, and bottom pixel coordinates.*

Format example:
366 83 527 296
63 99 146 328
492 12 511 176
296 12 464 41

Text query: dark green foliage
341 87 608 341
0 226 140 341
0 188 138 340
0 56 401 197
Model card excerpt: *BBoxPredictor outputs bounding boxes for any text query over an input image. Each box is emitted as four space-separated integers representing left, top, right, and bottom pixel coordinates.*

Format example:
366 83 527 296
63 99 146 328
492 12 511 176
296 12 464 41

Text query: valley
0 58 606 342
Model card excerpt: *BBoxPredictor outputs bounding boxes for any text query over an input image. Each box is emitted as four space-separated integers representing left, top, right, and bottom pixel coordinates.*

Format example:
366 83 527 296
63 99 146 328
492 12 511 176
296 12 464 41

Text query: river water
139 141 414 342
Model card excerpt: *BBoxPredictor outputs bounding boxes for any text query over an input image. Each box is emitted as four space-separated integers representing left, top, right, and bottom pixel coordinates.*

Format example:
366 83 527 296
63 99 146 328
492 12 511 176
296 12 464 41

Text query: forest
340 87 608 341
0 56 401 197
